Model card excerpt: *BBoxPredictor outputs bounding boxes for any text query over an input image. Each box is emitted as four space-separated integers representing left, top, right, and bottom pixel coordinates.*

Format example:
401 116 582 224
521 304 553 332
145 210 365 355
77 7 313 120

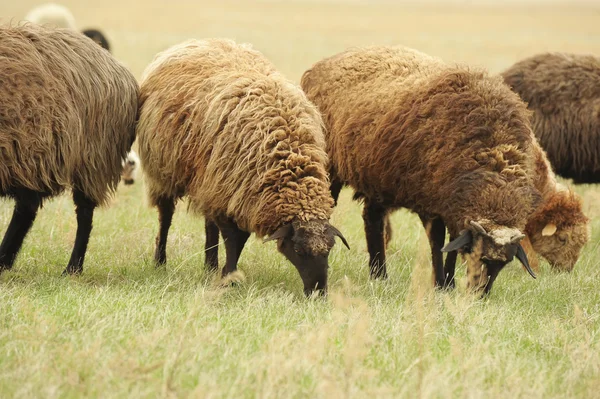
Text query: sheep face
266 219 349 296
443 220 535 295
527 191 590 271
121 151 140 185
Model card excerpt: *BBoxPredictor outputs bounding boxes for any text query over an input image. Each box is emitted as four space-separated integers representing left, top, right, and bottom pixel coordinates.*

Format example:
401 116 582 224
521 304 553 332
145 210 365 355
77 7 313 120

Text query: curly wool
301 46 540 238
0 24 138 205
137 39 333 237
24 3 76 29
502 52 600 183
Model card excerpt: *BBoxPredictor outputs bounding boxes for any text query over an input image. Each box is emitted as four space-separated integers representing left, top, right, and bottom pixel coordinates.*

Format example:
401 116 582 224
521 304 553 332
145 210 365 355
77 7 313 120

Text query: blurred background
2 0 599 82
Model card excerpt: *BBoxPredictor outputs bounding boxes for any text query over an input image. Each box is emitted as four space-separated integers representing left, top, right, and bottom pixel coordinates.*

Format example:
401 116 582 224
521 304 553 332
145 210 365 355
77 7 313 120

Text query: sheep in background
137 39 348 296
0 24 138 275
302 46 538 295
502 52 600 184
24 3 76 30
82 28 110 52
25 3 111 52
121 150 140 185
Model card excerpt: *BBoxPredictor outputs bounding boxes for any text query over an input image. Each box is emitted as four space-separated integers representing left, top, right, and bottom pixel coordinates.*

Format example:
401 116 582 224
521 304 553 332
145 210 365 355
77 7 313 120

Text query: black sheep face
265 220 349 296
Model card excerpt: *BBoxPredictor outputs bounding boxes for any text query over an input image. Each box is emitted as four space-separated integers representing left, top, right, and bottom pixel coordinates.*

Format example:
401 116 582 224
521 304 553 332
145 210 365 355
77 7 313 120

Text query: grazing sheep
376 138 590 283
82 28 110 52
522 140 590 272
0 24 138 274
302 46 539 295
502 52 600 184
24 3 76 30
137 39 348 295
121 150 140 185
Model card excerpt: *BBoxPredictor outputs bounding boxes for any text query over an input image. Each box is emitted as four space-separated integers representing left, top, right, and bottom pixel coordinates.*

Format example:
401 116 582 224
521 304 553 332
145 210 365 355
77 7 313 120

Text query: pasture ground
1 1 600 397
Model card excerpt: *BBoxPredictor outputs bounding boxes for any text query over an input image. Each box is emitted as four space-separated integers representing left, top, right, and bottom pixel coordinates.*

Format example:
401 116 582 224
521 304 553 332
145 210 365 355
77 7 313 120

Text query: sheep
136 38 348 296
373 135 590 282
82 28 111 52
301 46 540 295
121 150 140 185
24 3 76 30
0 24 138 275
25 3 111 52
502 52 600 184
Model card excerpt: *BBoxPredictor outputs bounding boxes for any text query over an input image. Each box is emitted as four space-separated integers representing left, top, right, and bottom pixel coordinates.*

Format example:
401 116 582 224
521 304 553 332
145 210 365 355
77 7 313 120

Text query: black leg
204 219 220 271
63 189 97 275
330 177 343 206
154 197 175 266
0 189 42 271
421 216 446 288
383 214 393 249
215 219 250 277
363 201 388 279
444 246 458 289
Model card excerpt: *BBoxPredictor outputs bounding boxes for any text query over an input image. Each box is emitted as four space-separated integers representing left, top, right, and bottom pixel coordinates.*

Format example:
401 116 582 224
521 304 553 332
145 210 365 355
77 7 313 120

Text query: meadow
1 0 600 397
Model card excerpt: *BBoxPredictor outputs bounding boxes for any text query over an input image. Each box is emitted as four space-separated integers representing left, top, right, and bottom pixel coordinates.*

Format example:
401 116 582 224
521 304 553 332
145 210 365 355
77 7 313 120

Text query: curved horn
263 224 293 243
516 243 536 279
441 230 472 252
469 221 488 235
510 233 526 244
328 225 350 250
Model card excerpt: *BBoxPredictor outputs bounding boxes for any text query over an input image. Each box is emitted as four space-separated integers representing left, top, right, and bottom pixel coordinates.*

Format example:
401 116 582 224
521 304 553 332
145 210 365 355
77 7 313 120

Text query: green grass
0 182 599 398
2 0 600 397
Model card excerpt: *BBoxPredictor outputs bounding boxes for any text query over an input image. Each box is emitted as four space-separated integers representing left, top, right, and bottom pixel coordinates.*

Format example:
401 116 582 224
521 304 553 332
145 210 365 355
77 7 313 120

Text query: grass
1 0 600 397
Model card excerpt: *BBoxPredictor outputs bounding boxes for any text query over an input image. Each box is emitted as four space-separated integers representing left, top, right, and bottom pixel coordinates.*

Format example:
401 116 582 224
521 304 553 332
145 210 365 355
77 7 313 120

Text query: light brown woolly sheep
0 24 138 274
302 46 539 295
137 39 348 296
502 52 600 184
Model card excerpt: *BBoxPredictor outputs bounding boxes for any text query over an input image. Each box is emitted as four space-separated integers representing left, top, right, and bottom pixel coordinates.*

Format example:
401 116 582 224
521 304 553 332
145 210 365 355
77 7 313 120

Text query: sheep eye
558 236 568 245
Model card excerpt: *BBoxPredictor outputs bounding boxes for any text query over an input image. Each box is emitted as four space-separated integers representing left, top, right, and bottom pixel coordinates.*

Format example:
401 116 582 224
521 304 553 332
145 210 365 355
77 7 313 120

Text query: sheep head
442 219 535 295
121 150 140 185
526 190 590 272
264 219 349 296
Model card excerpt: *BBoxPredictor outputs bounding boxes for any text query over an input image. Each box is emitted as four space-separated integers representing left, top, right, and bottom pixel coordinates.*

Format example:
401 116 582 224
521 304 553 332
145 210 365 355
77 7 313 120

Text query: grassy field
1 0 600 397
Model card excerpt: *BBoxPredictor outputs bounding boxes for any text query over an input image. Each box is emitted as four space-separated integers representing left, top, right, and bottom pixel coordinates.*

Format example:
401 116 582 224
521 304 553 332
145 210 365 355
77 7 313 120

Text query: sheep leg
421 216 446 288
63 190 97 275
0 189 42 271
216 219 250 278
443 238 458 289
154 197 175 266
363 201 388 279
204 219 220 271
330 177 343 206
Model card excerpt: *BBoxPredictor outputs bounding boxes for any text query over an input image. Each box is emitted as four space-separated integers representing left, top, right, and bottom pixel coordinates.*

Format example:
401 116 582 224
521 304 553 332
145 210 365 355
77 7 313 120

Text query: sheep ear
516 243 537 279
263 224 293 243
542 223 557 237
441 230 472 252
328 224 350 250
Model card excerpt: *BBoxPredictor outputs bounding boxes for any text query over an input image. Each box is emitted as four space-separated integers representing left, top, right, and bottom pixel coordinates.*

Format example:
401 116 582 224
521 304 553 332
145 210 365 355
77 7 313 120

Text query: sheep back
24 3 76 30
137 39 333 237
502 52 600 183
301 46 540 235
0 24 138 205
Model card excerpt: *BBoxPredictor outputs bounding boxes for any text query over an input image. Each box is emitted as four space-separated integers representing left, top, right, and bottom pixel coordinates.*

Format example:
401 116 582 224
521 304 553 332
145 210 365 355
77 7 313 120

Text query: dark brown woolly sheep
302 46 539 295
137 39 348 296
502 52 600 184
0 24 138 274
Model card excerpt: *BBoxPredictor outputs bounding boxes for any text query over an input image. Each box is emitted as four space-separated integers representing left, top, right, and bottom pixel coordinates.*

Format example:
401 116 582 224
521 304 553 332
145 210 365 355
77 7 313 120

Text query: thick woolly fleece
137 39 333 237
301 46 540 239
0 24 138 205
502 52 600 184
